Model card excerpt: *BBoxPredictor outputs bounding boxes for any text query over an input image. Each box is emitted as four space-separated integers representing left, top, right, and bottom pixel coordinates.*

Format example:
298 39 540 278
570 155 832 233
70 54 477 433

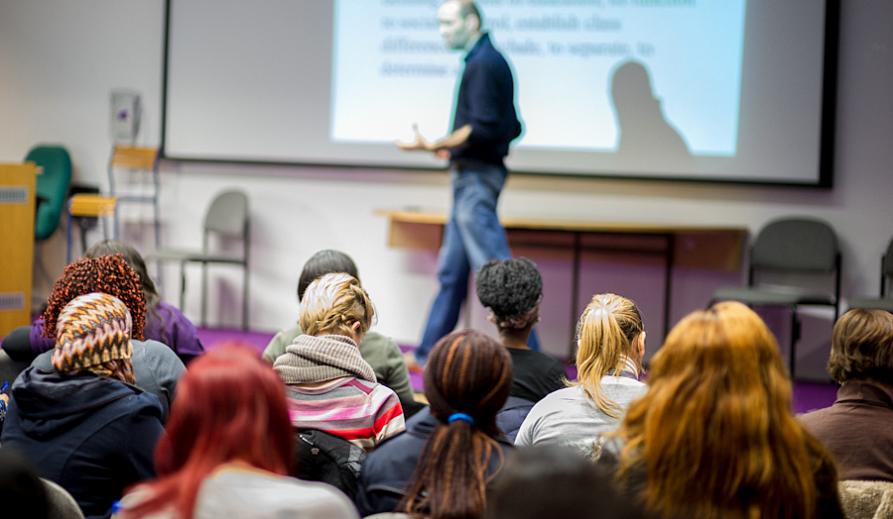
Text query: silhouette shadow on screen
610 60 690 166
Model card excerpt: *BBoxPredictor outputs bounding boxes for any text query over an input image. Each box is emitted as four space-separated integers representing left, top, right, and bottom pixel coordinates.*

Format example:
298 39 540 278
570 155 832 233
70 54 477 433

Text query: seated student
2 293 164 519
800 308 893 482
476 258 566 402
613 301 843 519
263 249 415 412
2 241 204 366
273 272 404 450
486 445 644 519
115 345 357 519
515 293 647 454
25 255 185 419
355 330 514 517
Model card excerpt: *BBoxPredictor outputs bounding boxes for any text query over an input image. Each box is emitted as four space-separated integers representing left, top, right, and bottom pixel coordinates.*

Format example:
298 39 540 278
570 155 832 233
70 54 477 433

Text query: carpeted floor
197 327 839 414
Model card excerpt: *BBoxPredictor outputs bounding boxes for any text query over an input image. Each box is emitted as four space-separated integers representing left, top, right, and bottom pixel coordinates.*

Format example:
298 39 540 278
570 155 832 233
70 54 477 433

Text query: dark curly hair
42 255 147 341
476 258 542 328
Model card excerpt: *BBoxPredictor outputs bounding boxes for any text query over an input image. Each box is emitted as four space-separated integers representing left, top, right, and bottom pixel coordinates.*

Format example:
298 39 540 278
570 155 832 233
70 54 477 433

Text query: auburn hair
573 293 644 418
43 255 146 341
615 301 836 519
299 272 375 337
122 345 293 519
400 330 512 519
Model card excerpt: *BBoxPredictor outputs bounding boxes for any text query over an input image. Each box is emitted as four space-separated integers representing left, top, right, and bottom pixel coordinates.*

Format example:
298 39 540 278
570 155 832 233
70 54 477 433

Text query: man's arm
396 124 471 155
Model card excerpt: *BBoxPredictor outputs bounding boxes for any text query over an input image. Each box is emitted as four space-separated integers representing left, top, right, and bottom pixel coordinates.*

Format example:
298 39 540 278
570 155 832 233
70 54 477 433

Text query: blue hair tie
447 412 475 425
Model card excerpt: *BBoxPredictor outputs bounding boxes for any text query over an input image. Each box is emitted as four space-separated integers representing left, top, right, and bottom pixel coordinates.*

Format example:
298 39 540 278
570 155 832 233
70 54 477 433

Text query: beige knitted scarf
273 334 376 385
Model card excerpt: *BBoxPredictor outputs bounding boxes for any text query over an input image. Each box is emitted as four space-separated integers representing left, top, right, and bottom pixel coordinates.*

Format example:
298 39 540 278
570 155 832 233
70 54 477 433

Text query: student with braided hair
355 330 514 518
273 273 405 451
515 293 647 455
2 293 164 519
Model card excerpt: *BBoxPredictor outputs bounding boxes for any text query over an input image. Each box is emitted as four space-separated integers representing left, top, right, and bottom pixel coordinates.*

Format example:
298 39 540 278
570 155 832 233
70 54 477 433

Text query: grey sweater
515 378 647 455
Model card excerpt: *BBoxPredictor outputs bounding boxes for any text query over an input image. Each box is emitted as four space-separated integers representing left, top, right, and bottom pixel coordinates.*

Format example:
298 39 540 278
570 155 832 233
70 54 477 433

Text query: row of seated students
0 243 891 518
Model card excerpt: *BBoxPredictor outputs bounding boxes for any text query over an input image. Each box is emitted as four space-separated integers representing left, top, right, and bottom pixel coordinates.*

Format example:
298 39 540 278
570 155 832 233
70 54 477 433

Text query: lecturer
399 0 533 366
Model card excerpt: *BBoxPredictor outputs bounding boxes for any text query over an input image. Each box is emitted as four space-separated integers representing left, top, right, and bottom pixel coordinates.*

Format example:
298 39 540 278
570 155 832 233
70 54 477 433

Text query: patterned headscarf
52 292 135 384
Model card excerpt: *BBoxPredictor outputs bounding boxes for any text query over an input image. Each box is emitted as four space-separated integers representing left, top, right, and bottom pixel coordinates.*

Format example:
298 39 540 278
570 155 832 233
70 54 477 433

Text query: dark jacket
496 396 535 442
450 33 522 166
354 407 513 516
1 366 164 519
32 339 184 420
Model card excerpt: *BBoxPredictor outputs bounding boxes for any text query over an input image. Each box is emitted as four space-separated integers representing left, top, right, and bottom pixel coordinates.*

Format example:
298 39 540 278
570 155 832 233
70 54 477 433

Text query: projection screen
163 0 837 185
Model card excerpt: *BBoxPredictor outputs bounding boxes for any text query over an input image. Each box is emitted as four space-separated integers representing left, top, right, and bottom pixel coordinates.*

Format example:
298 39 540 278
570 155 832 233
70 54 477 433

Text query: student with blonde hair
515 293 647 454
614 301 843 519
273 273 405 451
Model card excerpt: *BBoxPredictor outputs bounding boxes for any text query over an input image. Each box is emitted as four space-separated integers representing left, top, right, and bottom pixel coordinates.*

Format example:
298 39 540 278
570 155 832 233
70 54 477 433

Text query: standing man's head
827 308 893 384
438 0 482 51
476 258 542 343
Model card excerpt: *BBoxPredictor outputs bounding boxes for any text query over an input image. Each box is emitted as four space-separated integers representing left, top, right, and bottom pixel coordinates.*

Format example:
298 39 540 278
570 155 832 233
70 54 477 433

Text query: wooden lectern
0 163 37 337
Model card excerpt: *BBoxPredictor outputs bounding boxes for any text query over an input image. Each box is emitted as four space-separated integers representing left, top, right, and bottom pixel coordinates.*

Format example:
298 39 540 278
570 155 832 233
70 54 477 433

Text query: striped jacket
284 376 405 451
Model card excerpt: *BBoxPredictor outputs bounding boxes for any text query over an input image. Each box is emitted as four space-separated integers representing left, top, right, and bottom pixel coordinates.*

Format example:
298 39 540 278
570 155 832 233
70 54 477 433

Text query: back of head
297 249 359 302
299 272 375 338
476 258 542 330
401 330 512 519
43 255 147 341
85 240 159 307
487 445 643 519
828 308 893 384
575 293 644 418
616 301 828 518
126 344 292 519
0 449 49 519
53 292 135 384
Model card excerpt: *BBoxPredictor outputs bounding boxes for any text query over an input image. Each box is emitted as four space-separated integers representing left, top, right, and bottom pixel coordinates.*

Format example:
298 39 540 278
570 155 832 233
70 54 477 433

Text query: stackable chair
711 217 841 378
148 190 250 329
849 236 893 312
66 145 159 262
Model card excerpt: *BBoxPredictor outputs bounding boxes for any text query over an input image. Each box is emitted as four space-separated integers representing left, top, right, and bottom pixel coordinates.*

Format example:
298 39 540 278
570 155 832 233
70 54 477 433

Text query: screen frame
159 0 840 188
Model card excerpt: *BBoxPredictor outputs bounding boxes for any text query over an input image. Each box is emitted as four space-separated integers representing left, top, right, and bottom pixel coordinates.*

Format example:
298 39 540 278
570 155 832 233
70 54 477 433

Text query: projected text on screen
331 0 747 157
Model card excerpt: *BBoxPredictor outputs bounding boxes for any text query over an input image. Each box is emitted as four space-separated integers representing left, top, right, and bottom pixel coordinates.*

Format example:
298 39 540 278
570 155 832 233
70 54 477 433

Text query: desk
377 209 748 356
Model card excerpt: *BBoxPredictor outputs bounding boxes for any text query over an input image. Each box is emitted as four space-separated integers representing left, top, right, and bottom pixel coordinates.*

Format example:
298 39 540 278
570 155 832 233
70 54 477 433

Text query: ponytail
574 294 644 418
400 331 512 519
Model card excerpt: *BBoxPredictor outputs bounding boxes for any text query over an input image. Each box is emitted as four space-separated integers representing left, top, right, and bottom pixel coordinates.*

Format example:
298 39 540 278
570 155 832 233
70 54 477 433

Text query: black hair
297 249 359 302
0 449 49 519
476 258 542 324
486 445 645 519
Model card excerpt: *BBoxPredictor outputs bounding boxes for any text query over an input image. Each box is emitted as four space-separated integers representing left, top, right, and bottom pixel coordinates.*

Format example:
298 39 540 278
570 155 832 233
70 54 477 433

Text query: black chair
148 190 250 329
849 236 893 312
711 217 841 378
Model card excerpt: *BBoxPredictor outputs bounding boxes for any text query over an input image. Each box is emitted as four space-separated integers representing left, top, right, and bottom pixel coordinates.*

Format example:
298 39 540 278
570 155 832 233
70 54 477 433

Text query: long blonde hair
299 273 375 338
616 301 837 519
574 293 644 418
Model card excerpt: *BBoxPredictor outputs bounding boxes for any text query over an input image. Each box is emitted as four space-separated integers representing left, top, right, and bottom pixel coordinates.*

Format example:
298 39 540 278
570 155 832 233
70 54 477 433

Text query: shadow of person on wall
610 60 690 166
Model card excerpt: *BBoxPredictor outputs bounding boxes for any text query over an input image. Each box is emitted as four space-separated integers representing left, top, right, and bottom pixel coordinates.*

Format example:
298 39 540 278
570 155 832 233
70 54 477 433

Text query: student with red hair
116 345 356 519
